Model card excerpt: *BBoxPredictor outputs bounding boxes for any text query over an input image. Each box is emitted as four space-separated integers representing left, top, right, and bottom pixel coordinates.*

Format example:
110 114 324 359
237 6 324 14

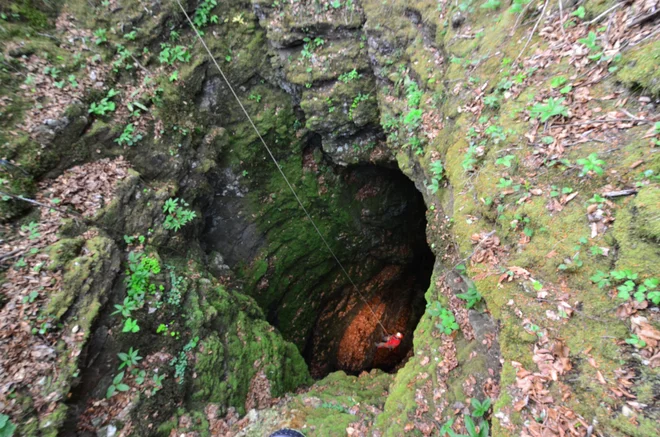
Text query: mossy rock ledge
1 0 659 436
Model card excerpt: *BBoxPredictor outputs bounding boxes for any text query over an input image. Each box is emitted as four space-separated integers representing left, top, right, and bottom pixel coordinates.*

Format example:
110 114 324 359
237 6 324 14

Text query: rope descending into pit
173 0 391 337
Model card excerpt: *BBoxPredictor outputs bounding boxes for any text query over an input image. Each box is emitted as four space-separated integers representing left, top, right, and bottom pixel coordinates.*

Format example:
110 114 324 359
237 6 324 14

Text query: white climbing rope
173 0 391 336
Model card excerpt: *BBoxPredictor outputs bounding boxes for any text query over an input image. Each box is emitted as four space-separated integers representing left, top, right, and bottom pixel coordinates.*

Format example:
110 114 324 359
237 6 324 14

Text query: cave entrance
303 165 434 379
202 157 435 380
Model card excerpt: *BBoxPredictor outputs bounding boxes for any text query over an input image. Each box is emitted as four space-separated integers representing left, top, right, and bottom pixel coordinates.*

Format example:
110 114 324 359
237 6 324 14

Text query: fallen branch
586 2 624 25
558 0 566 37
511 0 536 35
627 9 660 28
0 190 84 221
602 189 638 198
554 117 653 127
516 0 550 64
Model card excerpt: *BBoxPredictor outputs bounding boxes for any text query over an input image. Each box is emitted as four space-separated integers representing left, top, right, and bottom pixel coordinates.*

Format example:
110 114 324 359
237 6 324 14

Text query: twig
619 108 646 121
1 159 30 175
0 190 84 220
586 2 623 25
516 0 550 64
130 55 151 74
36 32 61 42
0 249 21 261
628 10 660 28
511 0 535 35
558 0 566 37
555 118 652 127
602 189 637 198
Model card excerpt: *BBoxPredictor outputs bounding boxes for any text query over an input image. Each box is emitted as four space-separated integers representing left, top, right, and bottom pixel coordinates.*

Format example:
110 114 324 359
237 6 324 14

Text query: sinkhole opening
203 157 434 380
302 165 434 378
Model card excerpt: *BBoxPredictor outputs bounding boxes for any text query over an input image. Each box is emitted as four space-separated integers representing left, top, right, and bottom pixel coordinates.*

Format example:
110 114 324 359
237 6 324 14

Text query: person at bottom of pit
376 332 403 350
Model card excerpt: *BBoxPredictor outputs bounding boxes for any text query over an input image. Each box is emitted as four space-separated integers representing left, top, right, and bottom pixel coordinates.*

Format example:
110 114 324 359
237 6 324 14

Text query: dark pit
204 160 434 379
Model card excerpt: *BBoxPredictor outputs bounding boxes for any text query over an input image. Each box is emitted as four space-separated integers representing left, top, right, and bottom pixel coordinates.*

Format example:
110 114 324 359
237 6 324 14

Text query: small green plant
590 270 659 304
550 76 567 88
193 0 218 28
463 415 489 437
625 335 646 348
125 252 161 306
338 69 360 83
167 268 187 306
558 251 583 271
530 97 569 122
578 31 598 51
456 285 482 309
89 89 119 116
471 398 491 418
480 0 500 10
462 145 478 171
43 66 60 79
483 94 499 109
152 373 166 393
550 186 573 197
496 178 513 189
118 347 142 370
124 30 137 40
159 44 191 65
94 28 108 45
249 93 262 102
426 160 444 194
115 123 143 146
170 336 199 383
106 371 130 398
427 302 459 334
510 0 531 13
495 154 516 168
21 221 40 240
576 153 605 176
572 6 585 19
484 125 506 144
0 413 16 436
403 108 423 127
22 290 39 304
396 77 424 132
67 74 79 88
134 369 147 385
123 234 145 245
126 100 149 115
349 93 370 120
112 297 138 318
122 318 140 333
589 270 611 289
326 97 335 113
163 198 197 231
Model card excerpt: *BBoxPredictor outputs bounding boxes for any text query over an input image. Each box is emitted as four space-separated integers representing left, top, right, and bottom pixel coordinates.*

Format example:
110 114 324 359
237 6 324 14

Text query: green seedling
122 318 140 333
118 347 142 369
530 98 569 122
106 371 130 398
471 397 491 418
576 153 605 176
163 198 197 232
456 285 482 309
625 335 646 348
